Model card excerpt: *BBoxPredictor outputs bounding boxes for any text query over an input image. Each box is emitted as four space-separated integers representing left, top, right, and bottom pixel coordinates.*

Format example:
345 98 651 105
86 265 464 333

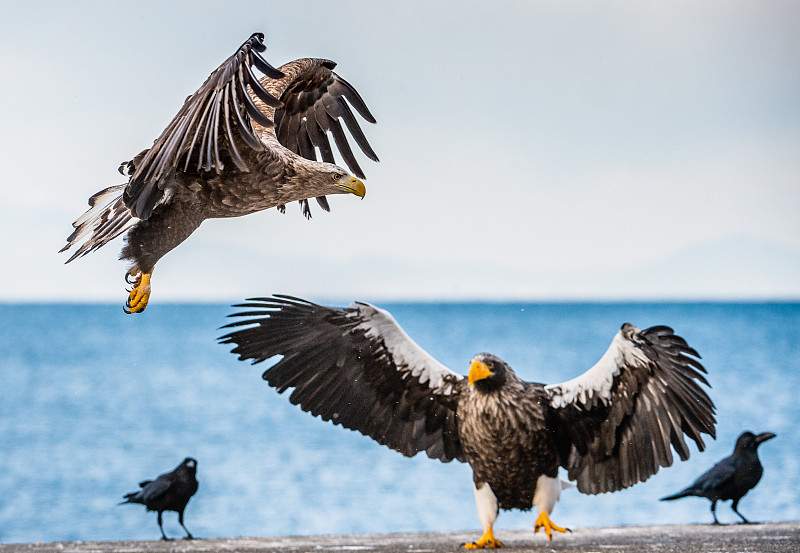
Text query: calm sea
1 302 798 543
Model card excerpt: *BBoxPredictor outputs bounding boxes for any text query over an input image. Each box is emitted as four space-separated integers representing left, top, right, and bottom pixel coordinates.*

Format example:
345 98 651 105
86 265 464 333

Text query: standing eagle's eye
332 173 343 181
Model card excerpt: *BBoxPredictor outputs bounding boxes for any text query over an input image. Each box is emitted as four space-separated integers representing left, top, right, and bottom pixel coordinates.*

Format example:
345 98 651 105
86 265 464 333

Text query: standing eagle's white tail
60 184 138 262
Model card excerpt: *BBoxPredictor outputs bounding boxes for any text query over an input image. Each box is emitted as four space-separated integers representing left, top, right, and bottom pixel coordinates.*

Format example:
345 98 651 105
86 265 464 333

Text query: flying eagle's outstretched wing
272 60 378 178
271 59 379 216
122 33 378 220
122 33 285 220
545 324 716 494
219 295 465 462
61 34 378 314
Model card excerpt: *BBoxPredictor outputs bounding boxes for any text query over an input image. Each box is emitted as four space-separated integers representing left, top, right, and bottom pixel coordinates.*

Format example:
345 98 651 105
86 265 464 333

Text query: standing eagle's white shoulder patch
545 324 647 409
351 302 463 395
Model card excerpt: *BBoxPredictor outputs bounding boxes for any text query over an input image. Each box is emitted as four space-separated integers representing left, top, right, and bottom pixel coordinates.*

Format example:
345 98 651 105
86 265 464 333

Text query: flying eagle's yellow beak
468 360 493 386
337 177 366 199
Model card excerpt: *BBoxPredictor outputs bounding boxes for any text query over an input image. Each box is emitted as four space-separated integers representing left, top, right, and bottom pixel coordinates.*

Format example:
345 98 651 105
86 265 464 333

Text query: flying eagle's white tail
60 184 138 263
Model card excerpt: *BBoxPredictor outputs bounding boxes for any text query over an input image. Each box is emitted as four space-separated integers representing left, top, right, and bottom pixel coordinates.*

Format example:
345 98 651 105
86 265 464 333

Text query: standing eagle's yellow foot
124 270 152 314
534 511 570 541
465 528 503 549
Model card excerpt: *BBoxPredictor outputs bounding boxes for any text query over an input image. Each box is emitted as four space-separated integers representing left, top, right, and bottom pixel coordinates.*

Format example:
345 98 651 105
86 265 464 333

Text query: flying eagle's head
468 353 510 392
319 163 366 198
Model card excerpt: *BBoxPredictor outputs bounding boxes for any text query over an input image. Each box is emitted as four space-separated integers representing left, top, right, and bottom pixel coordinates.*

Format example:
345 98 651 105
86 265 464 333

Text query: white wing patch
545 324 649 409
352 302 464 395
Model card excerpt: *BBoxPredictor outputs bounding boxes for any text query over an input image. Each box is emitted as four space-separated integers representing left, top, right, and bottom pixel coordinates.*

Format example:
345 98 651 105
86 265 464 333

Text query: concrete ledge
2 522 798 553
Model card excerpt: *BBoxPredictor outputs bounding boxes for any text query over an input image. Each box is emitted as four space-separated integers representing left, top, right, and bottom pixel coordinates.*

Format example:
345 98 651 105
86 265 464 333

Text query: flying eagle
60 33 378 313
219 295 716 548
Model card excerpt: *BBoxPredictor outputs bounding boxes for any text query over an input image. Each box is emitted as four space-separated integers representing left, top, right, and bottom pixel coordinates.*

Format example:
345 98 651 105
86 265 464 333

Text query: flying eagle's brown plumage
60 33 378 313
219 295 716 548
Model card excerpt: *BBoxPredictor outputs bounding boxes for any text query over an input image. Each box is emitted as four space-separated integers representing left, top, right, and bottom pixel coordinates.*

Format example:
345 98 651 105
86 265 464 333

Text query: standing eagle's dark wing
122 33 285 220
270 59 380 216
219 295 465 462
545 324 716 495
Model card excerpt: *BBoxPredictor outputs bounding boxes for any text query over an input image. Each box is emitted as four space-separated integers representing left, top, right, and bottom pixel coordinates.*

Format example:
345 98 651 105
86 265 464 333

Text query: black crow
120 457 199 540
660 431 776 524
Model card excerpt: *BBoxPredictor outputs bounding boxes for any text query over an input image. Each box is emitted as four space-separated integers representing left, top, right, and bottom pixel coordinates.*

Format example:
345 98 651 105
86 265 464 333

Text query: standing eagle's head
468 353 510 393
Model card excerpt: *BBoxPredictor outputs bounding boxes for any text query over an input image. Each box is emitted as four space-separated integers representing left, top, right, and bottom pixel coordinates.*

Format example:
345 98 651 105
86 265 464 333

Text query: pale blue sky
1 1 798 302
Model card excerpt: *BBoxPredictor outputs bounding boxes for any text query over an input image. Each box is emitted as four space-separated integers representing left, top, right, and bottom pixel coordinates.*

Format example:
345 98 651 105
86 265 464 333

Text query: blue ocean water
0 302 798 544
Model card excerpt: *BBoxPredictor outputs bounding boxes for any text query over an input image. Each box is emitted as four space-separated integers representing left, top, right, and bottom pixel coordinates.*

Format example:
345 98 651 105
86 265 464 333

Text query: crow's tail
118 492 143 506
659 488 694 501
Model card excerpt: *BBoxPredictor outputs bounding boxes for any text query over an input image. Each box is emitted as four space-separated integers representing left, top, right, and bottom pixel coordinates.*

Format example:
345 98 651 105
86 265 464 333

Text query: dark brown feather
219 296 465 463
61 35 379 278
549 325 716 494
220 296 716 517
123 33 283 220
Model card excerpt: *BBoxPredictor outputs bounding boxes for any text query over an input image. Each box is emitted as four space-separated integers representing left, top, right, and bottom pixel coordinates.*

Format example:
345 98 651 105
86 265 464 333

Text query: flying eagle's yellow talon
124 272 151 314
465 528 503 549
125 269 139 285
534 511 569 541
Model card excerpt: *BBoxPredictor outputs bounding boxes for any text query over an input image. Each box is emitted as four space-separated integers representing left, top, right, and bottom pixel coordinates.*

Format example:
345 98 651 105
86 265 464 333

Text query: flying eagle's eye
332 173 343 181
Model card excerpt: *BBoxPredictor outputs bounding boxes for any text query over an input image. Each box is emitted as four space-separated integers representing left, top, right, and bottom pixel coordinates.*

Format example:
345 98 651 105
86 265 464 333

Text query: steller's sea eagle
219 295 716 548
60 33 378 313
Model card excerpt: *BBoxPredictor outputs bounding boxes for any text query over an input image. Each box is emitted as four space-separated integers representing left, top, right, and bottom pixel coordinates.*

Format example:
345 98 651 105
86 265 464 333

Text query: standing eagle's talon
464 531 503 549
534 511 569 541
465 542 502 550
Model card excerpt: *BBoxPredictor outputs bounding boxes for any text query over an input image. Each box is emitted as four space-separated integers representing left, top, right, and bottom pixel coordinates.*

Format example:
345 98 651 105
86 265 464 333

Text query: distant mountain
613 236 800 300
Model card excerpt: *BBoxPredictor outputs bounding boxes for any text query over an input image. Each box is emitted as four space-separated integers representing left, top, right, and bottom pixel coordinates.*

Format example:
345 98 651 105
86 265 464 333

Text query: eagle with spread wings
60 33 378 313
220 295 716 548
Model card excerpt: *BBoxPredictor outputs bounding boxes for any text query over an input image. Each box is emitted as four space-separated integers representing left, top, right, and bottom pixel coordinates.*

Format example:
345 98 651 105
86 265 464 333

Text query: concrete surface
2 522 798 553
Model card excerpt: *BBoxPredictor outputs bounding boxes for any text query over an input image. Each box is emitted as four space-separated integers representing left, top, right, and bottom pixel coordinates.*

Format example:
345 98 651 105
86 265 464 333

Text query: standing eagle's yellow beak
468 360 493 386
337 177 366 199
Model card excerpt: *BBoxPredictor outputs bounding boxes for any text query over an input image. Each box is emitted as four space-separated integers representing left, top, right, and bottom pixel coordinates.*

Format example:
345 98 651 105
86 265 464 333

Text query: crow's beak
755 432 776 445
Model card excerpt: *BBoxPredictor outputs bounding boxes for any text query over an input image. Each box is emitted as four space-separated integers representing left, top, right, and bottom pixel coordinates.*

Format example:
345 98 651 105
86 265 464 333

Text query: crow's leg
179 510 194 540
710 500 721 524
731 499 751 524
157 511 170 540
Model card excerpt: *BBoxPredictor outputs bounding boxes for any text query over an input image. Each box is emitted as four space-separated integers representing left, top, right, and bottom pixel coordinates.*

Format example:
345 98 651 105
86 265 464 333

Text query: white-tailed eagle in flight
61 33 378 313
